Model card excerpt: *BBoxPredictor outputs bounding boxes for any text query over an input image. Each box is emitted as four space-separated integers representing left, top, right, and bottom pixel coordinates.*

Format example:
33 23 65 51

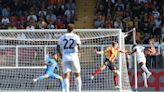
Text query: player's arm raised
94 49 104 55
129 49 137 55
119 49 127 53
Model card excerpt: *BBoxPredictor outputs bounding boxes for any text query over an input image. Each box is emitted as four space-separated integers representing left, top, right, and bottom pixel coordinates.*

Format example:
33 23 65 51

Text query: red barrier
128 70 164 91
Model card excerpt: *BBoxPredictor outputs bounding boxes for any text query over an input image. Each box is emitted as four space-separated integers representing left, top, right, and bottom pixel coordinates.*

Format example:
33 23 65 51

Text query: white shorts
62 53 81 73
137 58 146 64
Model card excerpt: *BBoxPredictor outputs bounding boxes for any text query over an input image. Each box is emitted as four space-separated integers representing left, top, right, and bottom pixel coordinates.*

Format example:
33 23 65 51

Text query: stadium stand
0 0 75 29
94 0 164 44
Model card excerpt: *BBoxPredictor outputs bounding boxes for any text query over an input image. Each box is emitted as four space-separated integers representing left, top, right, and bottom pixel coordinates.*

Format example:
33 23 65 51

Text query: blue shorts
46 71 60 79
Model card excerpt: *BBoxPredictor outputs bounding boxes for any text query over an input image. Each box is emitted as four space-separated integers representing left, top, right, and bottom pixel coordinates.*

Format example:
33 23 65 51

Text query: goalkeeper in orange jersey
90 41 127 89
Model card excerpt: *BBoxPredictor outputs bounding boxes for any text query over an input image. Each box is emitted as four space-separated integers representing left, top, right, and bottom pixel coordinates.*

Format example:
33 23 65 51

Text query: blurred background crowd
0 0 76 29
94 0 164 44
0 0 163 45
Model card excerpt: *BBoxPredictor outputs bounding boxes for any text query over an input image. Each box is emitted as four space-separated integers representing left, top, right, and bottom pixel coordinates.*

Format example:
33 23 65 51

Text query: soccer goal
0 29 131 92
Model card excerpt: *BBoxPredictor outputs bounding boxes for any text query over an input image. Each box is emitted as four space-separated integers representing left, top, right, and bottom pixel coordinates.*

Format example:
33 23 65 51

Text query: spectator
2 5 10 17
142 33 150 44
27 11 37 22
94 15 104 28
153 17 162 38
26 18 36 30
10 16 18 27
123 17 134 29
26 24 35 30
38 7 47 18
64 8 72 23
104 20 113 28
19 16 27 26
37 17 47 29
146 39 157 68
161 23 164 39
47 21 55 29
8 23 16 29
55 18 65 29
147 39 157 55
114 0 125 11
1 16 10 25
114 17 123 29
152 8 160 19
46 10 57 23
133 16 140 29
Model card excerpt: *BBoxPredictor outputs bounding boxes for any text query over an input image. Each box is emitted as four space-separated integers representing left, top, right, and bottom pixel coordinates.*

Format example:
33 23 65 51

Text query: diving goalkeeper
33 52 65 92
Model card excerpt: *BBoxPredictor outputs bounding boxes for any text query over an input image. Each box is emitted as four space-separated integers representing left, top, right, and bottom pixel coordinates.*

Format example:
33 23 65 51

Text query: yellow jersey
104 47 119 62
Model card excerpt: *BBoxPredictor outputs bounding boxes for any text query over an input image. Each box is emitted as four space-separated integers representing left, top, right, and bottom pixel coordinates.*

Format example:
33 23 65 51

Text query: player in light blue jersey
33 52 65 92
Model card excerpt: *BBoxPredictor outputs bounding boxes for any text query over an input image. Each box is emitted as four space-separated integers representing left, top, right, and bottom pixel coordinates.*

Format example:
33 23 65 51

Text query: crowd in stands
0 0 164 45
0 0 76 29
94 0 164 44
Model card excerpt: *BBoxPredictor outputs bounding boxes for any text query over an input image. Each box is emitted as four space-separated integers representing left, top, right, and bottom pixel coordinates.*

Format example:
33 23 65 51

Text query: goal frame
0 29 128 91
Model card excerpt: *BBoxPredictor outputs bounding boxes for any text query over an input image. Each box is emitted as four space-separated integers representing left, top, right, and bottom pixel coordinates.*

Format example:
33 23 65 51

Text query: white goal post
0 29 131 91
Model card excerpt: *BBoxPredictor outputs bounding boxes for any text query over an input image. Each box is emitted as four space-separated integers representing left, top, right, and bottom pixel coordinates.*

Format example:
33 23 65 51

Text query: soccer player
57 24 82 92
90 41 127 89
129 44 152 88
33 52 65 92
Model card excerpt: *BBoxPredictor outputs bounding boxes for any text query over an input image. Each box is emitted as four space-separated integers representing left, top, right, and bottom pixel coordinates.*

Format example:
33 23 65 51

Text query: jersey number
63 39 75 49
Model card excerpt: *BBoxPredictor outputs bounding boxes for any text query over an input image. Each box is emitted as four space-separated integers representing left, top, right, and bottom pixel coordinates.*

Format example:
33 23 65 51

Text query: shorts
104 58 117 71
62 60 80 74
46 72 60 79
62 53 81 73
137 58 146 64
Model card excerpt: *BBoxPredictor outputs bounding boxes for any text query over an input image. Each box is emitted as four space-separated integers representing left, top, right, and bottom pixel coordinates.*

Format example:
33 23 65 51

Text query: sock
36 76 45 81
142 72 148 88
92 68 102 76
141 64 150 74
75 77 82 92
60 79 65 92
64 78 69 92
113 75 118 86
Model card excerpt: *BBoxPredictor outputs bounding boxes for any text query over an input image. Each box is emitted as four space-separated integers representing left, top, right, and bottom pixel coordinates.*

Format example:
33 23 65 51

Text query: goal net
0 29 131 92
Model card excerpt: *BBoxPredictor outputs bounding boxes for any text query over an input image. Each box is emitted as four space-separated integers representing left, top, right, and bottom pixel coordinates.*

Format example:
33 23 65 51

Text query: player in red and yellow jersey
90 41 127 89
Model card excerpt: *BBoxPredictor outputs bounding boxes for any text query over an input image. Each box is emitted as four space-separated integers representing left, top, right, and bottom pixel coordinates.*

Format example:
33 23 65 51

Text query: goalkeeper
33 52 65 92
90 41 127 89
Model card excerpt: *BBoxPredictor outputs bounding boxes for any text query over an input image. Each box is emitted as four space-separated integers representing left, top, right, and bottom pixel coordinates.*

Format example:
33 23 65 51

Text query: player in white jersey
130 44 152 88
57 24 82 92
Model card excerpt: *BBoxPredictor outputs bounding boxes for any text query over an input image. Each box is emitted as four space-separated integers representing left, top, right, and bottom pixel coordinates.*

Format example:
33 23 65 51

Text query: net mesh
0 29 131 91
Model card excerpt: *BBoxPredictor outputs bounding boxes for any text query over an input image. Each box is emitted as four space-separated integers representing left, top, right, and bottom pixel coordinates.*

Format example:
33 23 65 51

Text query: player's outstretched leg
33 74 49 82
58 76 65 92
142 72 148 88
140 62 152 79
91 65 106 79
51 73 65 92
